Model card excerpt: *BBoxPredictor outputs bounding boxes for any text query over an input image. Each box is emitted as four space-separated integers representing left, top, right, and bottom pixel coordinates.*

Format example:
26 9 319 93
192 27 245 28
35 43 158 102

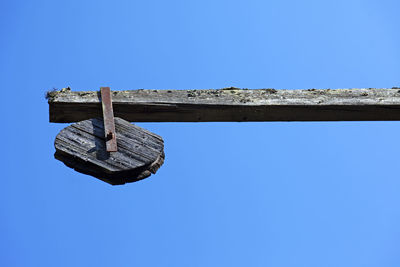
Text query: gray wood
54 117 164 185
48 88 400 122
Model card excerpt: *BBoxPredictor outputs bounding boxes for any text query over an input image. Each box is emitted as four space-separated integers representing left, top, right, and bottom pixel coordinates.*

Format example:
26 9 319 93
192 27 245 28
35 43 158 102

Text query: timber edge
47 87 400 123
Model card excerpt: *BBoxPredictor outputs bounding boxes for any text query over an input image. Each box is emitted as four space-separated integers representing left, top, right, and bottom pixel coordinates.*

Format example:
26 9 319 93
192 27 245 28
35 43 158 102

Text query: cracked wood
54 117 164 185
48 88 400 122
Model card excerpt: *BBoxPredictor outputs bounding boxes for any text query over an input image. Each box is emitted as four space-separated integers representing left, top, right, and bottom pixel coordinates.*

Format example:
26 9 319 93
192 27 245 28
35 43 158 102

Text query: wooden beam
48 88 400 123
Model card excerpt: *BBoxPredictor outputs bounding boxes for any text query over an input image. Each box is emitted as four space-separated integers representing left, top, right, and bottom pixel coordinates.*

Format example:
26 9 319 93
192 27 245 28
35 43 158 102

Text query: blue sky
1 0 400 266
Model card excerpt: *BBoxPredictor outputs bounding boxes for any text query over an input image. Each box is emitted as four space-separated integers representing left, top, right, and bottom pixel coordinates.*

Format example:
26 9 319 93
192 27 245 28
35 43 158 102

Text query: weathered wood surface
48 88 400 122
100 87 117 152
54 117 164 185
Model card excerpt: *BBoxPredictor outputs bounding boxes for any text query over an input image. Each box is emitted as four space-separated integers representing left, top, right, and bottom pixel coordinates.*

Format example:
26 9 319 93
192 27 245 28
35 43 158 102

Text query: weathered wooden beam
48 88 400 122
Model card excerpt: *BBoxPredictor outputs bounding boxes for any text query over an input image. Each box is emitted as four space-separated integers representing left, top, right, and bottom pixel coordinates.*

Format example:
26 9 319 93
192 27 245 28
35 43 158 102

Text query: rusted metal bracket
100 87 118 152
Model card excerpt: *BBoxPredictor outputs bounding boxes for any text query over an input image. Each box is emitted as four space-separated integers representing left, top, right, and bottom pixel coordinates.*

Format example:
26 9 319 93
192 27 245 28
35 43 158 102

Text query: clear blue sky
1 0 400 266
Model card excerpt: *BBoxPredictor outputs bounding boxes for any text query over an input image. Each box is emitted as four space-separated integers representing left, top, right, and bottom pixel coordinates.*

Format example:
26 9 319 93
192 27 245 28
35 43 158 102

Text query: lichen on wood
45 87 73 101
48 88 400 122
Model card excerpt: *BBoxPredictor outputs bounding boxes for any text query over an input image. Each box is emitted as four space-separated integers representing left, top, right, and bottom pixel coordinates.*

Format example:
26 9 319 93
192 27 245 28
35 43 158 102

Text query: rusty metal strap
100 87 118 152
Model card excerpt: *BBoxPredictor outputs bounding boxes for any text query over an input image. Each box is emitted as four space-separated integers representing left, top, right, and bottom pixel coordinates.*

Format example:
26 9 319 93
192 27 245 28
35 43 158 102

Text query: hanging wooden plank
47 88 400 123
54 117 164 185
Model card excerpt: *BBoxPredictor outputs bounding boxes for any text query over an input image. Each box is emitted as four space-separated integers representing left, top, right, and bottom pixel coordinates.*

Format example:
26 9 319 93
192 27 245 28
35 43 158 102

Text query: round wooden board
54 117 164 185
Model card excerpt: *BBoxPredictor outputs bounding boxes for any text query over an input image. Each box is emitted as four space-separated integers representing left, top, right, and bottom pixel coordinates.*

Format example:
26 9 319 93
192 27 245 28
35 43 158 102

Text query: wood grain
54 117 164 185
48 88 400 122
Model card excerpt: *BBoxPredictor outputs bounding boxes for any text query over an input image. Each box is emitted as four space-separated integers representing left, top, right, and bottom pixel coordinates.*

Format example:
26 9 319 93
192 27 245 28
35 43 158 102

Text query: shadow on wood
54 117 164 185
48 88 400 122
